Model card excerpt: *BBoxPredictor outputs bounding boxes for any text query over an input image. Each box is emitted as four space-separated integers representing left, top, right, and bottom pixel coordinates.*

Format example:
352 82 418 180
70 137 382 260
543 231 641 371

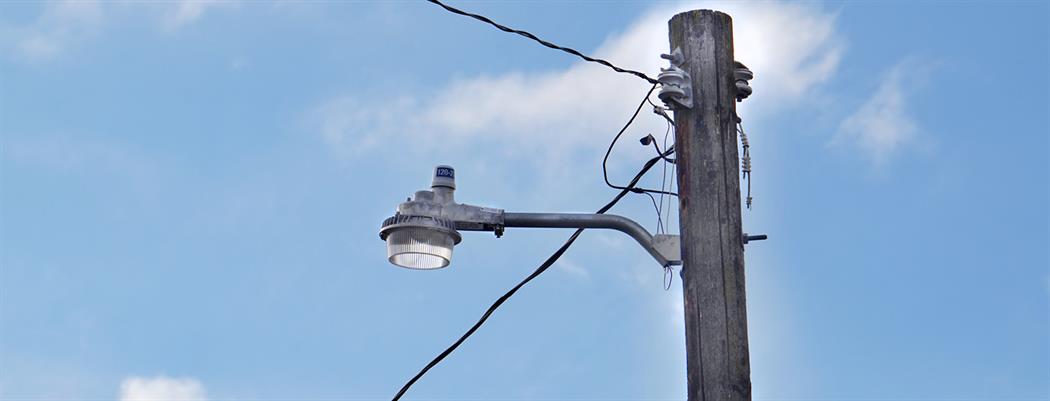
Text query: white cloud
163 0 232 31
556 258 591 280
313 1 844 163
4 0 104 61
835 60 925 165
309 96 416 158
119 376 207 401
1 1 230 61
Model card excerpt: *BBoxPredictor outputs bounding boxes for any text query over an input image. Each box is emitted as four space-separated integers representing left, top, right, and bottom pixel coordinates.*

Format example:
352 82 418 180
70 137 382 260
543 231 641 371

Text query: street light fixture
379 214 461 269
379 165 684 269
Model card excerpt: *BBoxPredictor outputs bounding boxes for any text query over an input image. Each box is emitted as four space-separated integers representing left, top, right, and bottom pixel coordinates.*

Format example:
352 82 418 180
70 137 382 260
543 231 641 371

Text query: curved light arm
381 166 763 270
503 212 681 267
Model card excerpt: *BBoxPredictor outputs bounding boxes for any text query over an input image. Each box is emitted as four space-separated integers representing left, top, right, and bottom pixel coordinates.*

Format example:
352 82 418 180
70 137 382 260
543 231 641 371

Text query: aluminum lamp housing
380 214 462 270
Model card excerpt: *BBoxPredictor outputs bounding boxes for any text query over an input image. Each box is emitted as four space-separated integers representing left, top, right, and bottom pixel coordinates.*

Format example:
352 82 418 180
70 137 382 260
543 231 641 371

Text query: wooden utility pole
669 10 751 401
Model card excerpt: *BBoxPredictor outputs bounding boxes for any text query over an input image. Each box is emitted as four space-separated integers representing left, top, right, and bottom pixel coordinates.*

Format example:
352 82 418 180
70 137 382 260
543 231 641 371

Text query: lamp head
379 165 464 270
379 214 462 269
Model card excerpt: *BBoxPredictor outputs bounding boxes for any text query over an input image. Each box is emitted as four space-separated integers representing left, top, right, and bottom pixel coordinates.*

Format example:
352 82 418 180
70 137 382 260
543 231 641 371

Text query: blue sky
1 1 1048 400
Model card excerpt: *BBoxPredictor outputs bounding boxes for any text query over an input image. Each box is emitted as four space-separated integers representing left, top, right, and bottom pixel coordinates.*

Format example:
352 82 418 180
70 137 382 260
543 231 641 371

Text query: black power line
425 0 659 85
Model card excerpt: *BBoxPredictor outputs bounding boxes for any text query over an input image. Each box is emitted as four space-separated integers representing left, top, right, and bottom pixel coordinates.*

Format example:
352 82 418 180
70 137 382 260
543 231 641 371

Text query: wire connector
652 104 673 123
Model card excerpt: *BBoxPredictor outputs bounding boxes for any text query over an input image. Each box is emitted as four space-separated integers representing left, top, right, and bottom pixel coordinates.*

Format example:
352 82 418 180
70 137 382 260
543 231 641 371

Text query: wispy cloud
162 0 234 31
310 1 845 165
835 60 928 166
556 258 591 281
309 96 416 159
3 0 104 61
1 1 231 61
119 376 207 401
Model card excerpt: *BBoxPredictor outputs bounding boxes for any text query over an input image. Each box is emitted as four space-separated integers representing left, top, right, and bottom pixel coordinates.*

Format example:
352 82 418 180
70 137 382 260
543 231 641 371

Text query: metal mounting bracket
652 234 682 266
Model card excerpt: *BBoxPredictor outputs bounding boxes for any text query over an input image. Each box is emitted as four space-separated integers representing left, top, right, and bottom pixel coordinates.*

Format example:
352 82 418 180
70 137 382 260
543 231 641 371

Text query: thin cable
425 0 659 85
663 142 676 231
658 120 675 277
643 191 664 235
663 266 674 291
657 120 671 234
392 148 674 401
646 96 660 111
603 83 679 197
645 100 676 166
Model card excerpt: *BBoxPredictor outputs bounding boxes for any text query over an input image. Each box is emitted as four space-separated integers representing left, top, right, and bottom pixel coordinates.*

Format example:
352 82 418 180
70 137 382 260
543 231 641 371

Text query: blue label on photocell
436 167 454 178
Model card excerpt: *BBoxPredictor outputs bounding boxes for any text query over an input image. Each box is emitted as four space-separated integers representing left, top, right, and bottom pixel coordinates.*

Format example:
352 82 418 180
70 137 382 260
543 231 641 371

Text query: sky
1 0 1048 400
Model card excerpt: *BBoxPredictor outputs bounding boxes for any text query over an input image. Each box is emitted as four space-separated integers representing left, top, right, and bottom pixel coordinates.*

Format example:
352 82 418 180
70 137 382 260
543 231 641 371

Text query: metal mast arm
504 212 681 267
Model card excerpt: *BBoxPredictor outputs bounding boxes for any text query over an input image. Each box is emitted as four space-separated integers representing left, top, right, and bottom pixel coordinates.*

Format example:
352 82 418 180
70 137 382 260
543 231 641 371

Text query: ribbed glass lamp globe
380 215 462 270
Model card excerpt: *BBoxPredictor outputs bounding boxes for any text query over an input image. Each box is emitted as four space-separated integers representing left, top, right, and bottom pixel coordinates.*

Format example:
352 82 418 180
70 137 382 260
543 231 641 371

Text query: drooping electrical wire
425 0 659 85
391 147 675 401
603 83 679 198
630 138 667 233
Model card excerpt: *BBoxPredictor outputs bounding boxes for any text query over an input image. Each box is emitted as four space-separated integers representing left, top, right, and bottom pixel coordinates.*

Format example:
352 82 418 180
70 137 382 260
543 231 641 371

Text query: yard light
379 165 685 269
379 214 461 269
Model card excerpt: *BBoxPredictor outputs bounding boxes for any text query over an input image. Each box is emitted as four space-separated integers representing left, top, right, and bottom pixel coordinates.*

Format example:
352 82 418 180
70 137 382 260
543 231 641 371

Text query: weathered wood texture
669 10 751 401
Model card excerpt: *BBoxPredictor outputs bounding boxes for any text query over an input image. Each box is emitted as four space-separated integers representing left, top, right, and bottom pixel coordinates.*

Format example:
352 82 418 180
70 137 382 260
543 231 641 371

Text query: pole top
669 9 733 24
